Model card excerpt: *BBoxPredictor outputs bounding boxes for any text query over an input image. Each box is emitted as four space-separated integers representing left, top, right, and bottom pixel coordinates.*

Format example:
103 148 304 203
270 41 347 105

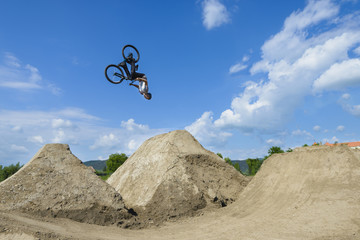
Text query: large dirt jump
107 130 249 225
1 133 360 240
0 144 135 227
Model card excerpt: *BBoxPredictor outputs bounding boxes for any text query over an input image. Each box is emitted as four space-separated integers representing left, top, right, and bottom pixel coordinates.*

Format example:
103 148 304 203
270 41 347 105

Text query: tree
286 148 293 152
246 158 262 176
224 157 232 165
268 146 284 156
0 163 22 182
217 153 243 174
233 162 241 172
263 146 285 161
106 153 128 172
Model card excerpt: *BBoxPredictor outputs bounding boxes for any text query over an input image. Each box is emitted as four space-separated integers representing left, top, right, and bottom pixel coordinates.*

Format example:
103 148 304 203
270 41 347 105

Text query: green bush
0 162 23 182
106 153 128 173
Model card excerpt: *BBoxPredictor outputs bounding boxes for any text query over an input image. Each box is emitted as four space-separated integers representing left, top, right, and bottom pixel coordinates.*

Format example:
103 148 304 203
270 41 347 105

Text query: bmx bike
105 44 140 84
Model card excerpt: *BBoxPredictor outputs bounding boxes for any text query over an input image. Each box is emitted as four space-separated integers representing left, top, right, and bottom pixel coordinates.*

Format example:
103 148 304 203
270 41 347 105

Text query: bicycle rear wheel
105 64 125 84
122 45 140 63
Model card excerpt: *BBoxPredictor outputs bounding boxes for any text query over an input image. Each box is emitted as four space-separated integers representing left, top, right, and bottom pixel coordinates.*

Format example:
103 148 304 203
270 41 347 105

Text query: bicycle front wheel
122 45 140 63
105 65 125 84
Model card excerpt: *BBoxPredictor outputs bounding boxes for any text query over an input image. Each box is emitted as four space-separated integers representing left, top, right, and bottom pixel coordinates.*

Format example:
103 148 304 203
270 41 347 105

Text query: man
129 76 152 100
124 53 152 100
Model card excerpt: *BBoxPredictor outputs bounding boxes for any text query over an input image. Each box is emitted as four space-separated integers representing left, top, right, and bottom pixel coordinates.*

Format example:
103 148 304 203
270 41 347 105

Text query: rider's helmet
144 92 152 100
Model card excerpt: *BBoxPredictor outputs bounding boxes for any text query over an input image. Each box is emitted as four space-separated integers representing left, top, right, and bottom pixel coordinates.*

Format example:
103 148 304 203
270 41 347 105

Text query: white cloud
128 139 140 151
202 0 230 30
12 126 23 132
0 52 60 93
338 94 360 117
185 111 232 147
266 138 283 146
0 108 169 165
193 0 360 133
52 130 65 143
313 125 321 131
51 118 72 128
28 136 44 144
354 46 360 55
313 58 360 92
292 129 313 138
121 118 149 132
342 103 360 116
10 144 28 153
323 136 339 143
5 52 21 67
242 55 250 62
90 133 120 150
52 118 74 128
90 118 167 155
229 63 247 74
342 93 351 100
96 155 108 161
336 125 345 131
253 0 339 67
57 108 99 120
0 53 42 90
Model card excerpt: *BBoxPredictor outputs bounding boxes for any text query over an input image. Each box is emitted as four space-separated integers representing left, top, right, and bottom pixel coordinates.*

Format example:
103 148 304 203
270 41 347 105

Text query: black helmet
144 92 152 100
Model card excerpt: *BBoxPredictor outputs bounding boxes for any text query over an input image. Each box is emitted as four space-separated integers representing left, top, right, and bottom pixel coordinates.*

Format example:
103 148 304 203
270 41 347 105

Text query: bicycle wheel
105 64 125 84
122 45 140 63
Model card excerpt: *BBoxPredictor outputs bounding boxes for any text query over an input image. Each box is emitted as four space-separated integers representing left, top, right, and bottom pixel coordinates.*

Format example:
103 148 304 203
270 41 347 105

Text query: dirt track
1 133 360 239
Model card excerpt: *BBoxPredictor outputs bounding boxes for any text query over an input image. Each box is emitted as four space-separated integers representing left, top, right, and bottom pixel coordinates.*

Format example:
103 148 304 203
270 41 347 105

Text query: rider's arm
129 83 139 89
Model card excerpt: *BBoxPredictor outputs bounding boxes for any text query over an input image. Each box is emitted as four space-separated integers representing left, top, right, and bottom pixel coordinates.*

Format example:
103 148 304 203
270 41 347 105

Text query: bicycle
105 45 140 84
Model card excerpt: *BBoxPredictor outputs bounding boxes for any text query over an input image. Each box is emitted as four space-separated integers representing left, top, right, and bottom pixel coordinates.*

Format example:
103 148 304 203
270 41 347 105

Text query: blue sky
1 0 360 165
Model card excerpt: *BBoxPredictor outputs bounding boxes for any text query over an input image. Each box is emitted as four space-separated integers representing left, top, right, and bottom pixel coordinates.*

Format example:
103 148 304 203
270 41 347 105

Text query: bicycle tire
105 64 125 84
122 45 140 63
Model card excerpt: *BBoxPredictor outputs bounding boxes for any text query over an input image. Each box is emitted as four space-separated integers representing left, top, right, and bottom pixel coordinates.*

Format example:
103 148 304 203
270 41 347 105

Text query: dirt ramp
227 145 360 238
0 144 134 226
107 130 249 225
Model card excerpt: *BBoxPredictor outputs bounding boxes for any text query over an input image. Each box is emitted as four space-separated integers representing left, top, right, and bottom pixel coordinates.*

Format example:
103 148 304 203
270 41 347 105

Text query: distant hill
83 159 249 173
83 160 107 171
231 160 249 173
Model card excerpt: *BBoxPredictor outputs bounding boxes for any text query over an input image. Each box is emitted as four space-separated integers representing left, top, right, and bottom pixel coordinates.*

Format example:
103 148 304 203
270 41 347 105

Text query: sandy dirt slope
0 144 135 227
107 130 249 225
1 142 360 239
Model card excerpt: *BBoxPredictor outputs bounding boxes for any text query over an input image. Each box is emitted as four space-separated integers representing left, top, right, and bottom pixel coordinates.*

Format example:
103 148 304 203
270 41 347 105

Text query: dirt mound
107 130 249 225
0 144 134 227
225 145 360 239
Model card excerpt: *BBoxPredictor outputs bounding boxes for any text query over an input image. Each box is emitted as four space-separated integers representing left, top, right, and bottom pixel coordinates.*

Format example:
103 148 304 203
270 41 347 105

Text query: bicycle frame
117 58 137 81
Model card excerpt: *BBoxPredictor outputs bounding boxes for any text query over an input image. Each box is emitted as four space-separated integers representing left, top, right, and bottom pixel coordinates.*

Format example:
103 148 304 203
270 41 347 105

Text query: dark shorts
133 72 146 79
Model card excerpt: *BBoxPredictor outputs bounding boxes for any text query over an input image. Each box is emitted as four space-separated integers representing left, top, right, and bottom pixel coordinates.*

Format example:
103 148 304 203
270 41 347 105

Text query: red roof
347 141 360 147
324 141 360 147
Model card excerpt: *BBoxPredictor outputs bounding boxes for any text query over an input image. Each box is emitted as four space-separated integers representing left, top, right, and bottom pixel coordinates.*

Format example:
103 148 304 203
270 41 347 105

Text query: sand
107 130 249 226
0 144 135 227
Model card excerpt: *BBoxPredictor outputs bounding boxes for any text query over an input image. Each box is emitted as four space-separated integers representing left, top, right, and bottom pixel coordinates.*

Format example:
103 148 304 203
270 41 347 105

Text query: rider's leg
129 83 139 89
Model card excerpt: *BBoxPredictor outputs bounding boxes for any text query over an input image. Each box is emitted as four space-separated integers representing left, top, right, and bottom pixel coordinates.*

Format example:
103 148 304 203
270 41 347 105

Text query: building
324 141 360 149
